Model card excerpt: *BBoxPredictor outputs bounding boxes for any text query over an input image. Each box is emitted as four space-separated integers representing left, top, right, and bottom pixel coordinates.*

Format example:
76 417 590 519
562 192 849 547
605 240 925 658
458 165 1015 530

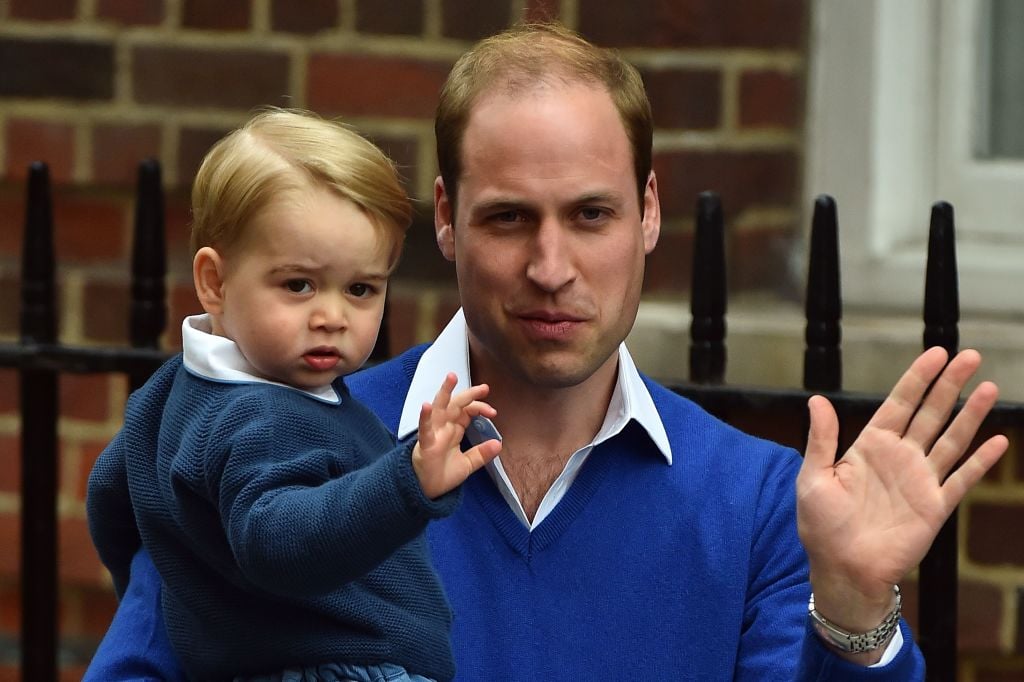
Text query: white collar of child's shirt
398 308 672 462
180 314 342 404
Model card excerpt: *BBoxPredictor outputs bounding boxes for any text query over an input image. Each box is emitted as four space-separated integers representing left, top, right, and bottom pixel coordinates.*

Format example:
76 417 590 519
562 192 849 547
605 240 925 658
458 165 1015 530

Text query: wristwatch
808 586 902 654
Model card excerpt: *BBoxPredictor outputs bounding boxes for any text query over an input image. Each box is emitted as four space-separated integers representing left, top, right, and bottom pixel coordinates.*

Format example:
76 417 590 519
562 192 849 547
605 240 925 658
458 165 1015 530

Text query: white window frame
805 0 1024 315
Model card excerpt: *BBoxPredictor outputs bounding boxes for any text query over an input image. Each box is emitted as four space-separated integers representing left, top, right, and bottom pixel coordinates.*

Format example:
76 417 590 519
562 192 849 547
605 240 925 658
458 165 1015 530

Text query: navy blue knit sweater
87 355 459 681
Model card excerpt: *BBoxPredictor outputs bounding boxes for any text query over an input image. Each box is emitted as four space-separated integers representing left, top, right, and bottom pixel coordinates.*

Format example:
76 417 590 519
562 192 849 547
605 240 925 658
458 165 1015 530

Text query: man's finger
903 349 982 452
803 395 839 470
865 347 949 435
926 380 999 481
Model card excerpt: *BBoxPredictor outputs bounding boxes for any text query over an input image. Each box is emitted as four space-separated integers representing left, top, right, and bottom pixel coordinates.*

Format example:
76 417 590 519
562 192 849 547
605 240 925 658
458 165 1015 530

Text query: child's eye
285 279 312 294
348 283 373 297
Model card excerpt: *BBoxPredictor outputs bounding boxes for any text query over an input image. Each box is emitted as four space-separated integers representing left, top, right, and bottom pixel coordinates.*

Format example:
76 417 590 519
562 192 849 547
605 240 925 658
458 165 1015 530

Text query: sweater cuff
392 436 462 520
799 619 924 680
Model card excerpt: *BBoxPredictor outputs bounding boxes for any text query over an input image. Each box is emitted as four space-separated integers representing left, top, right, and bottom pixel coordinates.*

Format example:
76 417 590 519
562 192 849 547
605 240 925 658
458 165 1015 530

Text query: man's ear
434 176 456 262
641 171 662 254
193 246 227 315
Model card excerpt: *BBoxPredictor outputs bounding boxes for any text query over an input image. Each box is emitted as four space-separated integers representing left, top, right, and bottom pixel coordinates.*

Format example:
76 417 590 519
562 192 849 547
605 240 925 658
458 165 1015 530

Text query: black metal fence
2 161 1020 681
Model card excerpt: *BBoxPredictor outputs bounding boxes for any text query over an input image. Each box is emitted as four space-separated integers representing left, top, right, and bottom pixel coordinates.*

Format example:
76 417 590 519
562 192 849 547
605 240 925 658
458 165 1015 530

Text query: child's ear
193 247 227 315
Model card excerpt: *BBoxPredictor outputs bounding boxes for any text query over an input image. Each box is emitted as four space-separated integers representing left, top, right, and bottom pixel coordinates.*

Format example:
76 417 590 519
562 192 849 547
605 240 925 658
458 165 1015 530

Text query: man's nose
526 219 577 292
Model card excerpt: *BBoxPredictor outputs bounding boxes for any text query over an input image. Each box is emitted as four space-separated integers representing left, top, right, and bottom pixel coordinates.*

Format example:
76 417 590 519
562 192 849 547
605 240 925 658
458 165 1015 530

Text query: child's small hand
412 372 502 499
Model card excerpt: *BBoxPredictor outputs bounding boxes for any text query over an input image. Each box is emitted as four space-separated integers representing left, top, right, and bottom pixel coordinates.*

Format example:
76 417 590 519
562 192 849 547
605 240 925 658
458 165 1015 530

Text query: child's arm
412 372 502 499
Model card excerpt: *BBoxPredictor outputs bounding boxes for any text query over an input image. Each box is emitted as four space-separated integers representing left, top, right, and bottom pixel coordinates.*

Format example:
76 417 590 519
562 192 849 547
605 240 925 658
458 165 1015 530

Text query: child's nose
310 297 347 331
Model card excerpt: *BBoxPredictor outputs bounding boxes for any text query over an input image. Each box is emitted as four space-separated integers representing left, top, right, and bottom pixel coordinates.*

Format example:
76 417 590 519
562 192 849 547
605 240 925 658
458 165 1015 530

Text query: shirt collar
397 309 672 464
180 314 342 404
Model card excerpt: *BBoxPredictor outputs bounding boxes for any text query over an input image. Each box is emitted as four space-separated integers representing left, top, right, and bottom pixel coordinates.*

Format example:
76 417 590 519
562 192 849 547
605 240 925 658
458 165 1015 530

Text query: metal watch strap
808 585 902 654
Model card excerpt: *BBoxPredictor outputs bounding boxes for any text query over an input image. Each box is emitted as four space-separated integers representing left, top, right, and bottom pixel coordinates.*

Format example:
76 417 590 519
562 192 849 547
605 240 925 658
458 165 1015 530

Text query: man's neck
471 351 619 523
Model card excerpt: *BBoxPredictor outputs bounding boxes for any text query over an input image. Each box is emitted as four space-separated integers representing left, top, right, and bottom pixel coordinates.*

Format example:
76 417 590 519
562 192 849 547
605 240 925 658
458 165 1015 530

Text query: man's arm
83 548 186 682
797 347 1007 665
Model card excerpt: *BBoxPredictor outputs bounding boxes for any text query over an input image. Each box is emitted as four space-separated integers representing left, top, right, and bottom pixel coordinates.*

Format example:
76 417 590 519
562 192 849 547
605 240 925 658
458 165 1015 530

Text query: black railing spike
130 159 166 350
689 191 727 384
20 161 59 682
919 199 960 682
21 162 56 345
803 194 842 392
923 201 959 355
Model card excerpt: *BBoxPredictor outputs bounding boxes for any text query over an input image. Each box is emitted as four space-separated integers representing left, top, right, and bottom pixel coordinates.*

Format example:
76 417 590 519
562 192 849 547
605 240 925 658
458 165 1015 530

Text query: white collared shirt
397 309 672 530
180 314 342 404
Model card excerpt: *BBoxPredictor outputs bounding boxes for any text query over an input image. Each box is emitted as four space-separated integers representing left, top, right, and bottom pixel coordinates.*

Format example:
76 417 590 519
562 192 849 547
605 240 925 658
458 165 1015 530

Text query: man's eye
493 210 523 223
285 280 312 294
579 207 606 221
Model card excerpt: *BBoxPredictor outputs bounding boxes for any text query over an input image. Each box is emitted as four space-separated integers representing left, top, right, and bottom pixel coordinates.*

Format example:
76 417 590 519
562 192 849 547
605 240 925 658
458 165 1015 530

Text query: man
86 23 1006 680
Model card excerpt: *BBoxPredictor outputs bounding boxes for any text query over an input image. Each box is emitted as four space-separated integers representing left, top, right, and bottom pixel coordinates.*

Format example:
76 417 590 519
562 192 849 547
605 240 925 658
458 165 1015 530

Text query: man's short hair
435 22 653 216
190 108 411 266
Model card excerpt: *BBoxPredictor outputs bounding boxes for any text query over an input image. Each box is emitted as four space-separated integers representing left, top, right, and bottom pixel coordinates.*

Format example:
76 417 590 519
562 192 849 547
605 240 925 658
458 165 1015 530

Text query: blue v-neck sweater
346 345 925 681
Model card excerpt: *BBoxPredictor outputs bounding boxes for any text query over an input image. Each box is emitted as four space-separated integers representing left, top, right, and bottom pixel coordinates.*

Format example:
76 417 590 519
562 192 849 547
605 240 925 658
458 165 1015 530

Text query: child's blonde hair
190 108 412 266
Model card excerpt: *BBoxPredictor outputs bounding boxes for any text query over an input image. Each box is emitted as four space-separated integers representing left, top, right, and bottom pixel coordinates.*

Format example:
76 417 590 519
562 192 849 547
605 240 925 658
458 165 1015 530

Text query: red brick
653 150 799 220
59 517 106 587
959 580 1003 652
975 667 1024 682
392 211 456 282
92 123 162 186
183 0 250 30
968 502 1024 565
0 580 18 633
165 189 195 262
0 277 16 336
0 665 17 682
432 292 462 339
740 70 802 129
0 436 21 495
78 586 118 638
525 0 561 22
5 119 75 184
273 0 339 34
177 126 232 189
384 294 419 356
75 440 110 502
82 279 130 344
578 0 807 49
642 68 722 130
61 665 89 682
355 0 422 35
730 227 796 293
643 229 693 294
365 132 419 194
307 54 452 118
97 0 164 25
0 369 16 412
0 37 115 100
133 46 290 109
53 193 130 262
167 283 203 349
0 514 17 579
0 190 22 256
441 0 510 41
0 272 18 333
59 374 113 422
9 0 75 20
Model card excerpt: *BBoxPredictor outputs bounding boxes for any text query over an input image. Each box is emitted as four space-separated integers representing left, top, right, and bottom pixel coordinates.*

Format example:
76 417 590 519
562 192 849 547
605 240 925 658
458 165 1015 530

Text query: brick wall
0 1 1018 680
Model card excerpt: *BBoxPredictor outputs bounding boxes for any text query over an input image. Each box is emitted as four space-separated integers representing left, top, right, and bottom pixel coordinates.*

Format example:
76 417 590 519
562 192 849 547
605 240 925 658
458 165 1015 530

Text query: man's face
434 83 660 390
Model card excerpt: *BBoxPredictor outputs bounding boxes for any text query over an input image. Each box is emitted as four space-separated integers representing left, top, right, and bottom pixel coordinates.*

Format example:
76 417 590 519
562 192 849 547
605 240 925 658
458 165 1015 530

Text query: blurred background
0 0 1022 679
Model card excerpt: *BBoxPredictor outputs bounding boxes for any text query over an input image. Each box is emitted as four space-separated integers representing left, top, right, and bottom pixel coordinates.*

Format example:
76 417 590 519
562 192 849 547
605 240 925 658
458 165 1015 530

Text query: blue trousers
237 663 435 682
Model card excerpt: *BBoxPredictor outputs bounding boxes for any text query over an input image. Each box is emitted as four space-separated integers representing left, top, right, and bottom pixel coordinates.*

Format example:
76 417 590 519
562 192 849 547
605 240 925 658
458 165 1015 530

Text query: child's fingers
462 400 498 421
447 383 491 411
431 372 459 412
462 439 502 472
417 401 436 449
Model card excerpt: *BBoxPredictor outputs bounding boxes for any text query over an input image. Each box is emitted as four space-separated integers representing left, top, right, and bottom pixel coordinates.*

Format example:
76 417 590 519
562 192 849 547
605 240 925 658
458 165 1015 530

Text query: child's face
212 186 391 390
